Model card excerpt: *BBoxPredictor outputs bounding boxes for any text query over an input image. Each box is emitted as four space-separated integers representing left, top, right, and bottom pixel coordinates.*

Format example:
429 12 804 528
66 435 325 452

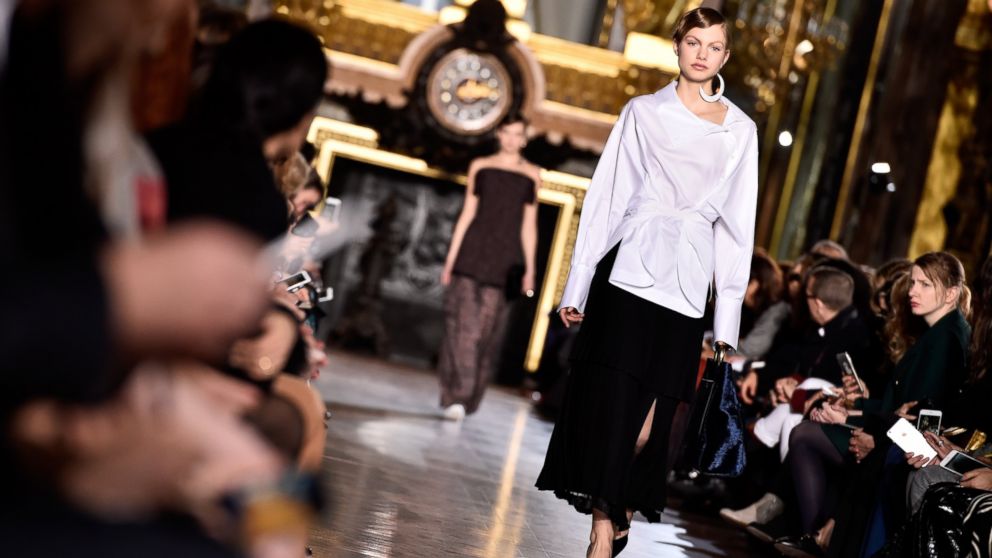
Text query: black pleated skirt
536 243 705 529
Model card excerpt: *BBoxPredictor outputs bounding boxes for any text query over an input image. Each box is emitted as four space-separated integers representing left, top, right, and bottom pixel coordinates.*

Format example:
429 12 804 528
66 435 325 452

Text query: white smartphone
917 409 943 436
318 287 334 302
836 352 863 393
320 196 342 223
887 418 937 460
940 450 989 476
279 270 312 292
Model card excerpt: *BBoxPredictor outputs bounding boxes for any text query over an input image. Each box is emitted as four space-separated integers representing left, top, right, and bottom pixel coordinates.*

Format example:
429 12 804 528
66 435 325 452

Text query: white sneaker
719 492 784 527
442 404 466 421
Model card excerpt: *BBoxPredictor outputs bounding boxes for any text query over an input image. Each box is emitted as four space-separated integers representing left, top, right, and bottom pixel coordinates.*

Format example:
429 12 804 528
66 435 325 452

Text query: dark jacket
858 308 971 415
761 305 875 389
148 122 288 243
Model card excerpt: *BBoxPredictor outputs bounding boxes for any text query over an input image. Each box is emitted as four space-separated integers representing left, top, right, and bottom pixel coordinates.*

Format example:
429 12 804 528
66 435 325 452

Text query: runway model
535 8 758 557
438 116 540 420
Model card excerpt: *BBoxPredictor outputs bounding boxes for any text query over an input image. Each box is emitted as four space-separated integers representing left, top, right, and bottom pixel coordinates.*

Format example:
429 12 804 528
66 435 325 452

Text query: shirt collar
651 81 748 142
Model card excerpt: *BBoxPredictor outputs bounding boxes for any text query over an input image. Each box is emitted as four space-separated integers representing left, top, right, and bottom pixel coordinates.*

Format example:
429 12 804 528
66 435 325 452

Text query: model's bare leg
614 400 657 539
587 509 615 557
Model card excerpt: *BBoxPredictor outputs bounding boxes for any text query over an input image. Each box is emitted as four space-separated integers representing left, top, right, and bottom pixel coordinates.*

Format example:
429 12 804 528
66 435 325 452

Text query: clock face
426 49 512 136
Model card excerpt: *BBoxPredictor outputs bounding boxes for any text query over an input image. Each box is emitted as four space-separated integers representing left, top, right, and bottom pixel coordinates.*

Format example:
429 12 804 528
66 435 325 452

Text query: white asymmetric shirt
559 81 759 347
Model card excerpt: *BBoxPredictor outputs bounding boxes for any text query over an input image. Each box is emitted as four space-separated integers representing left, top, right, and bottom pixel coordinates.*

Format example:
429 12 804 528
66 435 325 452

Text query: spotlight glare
871 162 891 174
778 131 794 147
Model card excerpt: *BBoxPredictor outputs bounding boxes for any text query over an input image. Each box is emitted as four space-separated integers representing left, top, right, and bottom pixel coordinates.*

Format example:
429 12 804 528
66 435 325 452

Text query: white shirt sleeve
558 101 643 312
712 127 759 347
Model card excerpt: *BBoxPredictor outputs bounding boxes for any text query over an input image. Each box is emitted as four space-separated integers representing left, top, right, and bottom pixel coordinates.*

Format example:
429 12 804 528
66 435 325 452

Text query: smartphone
317 287 334 302
917 409 943 436
887 418 937 460
320 196 342 223
279 270 312 293
836 352 863 394
940 450 990 476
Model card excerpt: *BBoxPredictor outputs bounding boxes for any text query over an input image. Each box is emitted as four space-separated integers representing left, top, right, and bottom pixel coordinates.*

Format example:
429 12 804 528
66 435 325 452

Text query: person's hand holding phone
960 468 992 490
841 374 867 401
811 400 849 424
906 431 956 468
559 307 584 328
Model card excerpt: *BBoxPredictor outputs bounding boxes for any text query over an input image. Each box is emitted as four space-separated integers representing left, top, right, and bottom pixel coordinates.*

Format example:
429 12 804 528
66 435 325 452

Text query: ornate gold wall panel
274 0 678 149
908 0 991 258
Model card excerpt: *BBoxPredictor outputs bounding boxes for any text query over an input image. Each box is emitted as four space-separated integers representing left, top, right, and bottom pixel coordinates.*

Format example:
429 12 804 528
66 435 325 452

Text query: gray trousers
907 465 958 514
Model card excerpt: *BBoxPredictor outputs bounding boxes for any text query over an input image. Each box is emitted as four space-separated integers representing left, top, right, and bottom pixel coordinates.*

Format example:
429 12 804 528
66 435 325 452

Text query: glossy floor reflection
309 351 763 557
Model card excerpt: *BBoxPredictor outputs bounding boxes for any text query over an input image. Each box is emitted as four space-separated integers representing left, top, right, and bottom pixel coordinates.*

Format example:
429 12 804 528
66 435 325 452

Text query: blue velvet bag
681 346 746 477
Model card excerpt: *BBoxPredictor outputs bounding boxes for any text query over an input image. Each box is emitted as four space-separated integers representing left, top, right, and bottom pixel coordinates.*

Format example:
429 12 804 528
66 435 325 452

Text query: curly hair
883 274 926 364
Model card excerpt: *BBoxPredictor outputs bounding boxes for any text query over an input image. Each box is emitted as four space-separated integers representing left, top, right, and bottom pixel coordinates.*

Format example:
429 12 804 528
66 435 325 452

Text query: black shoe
773 534 825 558
745 520 788 544
611 534 628 557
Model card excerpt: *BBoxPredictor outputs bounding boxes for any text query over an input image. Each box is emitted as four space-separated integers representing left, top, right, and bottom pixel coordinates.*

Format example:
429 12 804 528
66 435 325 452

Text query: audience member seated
776 252 971 556
722 265 871 530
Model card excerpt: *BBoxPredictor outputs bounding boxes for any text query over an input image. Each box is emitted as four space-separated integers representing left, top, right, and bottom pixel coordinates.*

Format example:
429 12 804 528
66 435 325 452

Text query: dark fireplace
317 157 559 386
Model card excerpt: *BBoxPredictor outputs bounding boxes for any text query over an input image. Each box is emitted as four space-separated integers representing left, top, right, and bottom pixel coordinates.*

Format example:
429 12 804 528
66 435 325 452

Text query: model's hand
739 371 758 405
522 270 536 297
559 307 584 328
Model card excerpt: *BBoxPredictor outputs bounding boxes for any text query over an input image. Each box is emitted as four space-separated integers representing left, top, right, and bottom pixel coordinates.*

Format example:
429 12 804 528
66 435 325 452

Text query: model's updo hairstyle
672 7 731 51
914 251 971 320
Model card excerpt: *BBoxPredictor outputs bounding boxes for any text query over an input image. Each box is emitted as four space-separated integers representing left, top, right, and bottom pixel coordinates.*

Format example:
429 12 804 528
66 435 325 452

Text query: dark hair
749 248 784 314
672 7 730 50
914 251 971 319
807 266 854 312
499 113 528 129
810 239 849 261
969 256 992 383
197 18 328 139
884 274 925 363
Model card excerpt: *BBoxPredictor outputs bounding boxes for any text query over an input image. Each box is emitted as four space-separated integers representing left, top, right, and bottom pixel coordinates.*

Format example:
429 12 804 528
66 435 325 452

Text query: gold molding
830 0 895 240
275 0 676 122
307 116 590 372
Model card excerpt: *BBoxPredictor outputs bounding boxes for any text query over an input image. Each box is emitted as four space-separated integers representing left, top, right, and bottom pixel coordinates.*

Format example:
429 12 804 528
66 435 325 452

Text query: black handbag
680 342 747 477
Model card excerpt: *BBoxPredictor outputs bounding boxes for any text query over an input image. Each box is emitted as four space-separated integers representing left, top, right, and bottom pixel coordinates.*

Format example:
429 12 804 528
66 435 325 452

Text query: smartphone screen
943 451 988 476
917 411 942 436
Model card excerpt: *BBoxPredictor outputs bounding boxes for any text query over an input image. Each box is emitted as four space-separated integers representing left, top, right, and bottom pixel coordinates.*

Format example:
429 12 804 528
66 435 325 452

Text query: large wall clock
425 48 513 136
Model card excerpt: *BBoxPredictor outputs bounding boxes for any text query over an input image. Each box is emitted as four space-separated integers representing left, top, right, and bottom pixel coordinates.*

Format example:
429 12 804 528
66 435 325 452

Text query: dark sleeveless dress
439 167 537 414
451 167 536 286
